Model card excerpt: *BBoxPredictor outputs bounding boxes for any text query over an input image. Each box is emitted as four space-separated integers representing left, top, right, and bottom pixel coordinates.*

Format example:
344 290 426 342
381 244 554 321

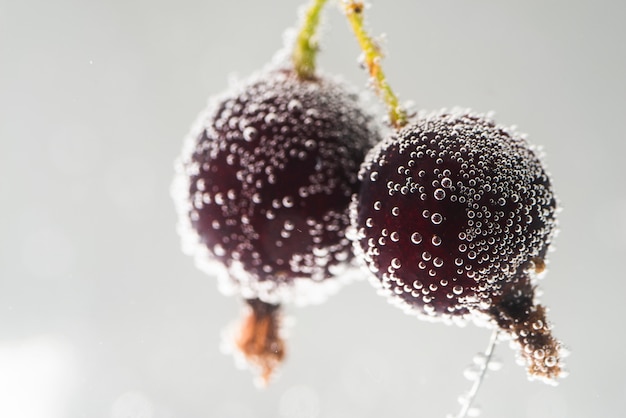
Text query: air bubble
288 99 303 112
434 188 446 200
411 232 423 244
453 285 464 295
282 196 294 208
431 213 443 224
264 113 277 124
432 235 442 246
433 257 444 267
243 126 258 142
213 244 226 257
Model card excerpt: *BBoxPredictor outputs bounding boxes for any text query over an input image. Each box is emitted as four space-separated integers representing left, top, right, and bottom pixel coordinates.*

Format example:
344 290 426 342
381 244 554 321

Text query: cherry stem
341 0 408 129
455 329 500 418
293 0 329 80
235 299 285 386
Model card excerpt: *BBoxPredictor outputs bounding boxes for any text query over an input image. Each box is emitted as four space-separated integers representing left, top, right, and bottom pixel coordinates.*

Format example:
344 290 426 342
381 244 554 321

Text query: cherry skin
350 110 562 381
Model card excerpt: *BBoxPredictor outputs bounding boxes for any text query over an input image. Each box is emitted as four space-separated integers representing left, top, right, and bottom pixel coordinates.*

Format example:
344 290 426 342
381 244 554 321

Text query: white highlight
0 337 76 418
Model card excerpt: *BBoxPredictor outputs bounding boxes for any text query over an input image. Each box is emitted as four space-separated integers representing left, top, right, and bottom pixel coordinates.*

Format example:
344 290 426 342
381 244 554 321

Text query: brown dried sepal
487 267 563 383
235 299 285 385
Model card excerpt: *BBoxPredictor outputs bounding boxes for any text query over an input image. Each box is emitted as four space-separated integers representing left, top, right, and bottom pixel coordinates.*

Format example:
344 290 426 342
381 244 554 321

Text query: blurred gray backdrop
1 0 624 417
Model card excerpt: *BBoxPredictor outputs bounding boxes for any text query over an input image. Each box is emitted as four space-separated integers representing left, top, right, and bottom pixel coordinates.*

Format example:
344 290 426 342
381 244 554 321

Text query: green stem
292 0 329 79
341 0 408 129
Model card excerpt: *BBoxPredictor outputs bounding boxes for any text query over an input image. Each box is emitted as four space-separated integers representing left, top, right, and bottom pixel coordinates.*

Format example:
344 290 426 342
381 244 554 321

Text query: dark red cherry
173 68 379 382
350 110 563 382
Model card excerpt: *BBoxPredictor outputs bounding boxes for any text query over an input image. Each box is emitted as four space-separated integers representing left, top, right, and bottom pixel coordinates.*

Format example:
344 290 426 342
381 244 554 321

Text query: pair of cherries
172 60 562 385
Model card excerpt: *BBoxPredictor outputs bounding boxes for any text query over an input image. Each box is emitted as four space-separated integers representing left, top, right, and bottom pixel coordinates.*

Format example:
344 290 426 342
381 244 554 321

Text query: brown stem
487 268 563 382
235 298 286 385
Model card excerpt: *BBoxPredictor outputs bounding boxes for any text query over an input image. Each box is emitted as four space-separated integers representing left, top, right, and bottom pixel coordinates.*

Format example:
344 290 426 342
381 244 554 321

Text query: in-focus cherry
350 110 563 382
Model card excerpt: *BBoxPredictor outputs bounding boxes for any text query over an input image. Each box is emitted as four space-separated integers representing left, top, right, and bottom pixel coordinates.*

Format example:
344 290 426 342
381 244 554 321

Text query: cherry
172 68 379 383
350 110 563 382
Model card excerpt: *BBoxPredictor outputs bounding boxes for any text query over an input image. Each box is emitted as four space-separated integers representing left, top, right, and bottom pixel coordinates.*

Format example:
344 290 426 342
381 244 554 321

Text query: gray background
1 0 624 417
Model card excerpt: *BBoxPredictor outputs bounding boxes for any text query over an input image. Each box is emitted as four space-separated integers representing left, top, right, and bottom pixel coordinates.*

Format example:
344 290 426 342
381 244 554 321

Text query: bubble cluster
173 69 379 305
